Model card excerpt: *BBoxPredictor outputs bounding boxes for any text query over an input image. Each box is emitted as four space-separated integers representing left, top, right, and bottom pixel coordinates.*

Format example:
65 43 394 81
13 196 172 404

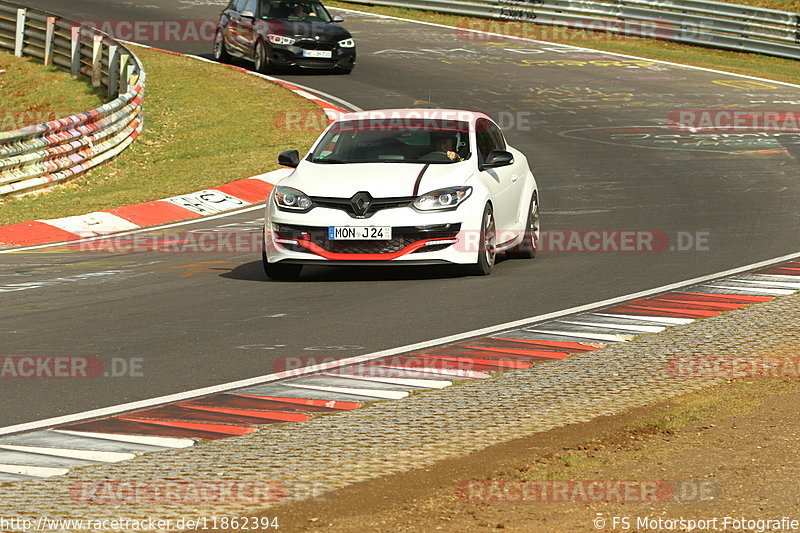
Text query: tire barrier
339 0 800 60
0 1 145 198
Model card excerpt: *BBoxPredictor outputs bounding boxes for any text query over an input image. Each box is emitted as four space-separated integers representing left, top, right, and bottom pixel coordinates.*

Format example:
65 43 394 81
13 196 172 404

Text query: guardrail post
70 25 81 76
118 53 130 94
44 17 57 67
107 44 119 98
91 32 103 88
14 8 26 57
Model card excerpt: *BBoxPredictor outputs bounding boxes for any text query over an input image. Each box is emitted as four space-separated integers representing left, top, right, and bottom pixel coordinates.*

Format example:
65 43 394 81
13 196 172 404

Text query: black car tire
213 30 230 63
254 40 272 74
506 192 539 259
465 203 496 276
262 251 303 281
334 66 353 75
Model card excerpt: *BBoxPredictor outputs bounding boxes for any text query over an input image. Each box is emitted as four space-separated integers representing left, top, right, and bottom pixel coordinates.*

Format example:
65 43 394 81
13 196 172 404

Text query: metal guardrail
0 1 145 198
341 0 800 60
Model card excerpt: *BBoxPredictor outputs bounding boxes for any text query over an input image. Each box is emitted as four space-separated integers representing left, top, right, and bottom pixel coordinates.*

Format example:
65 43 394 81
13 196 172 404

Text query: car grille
294 40 335 51
311 196 414 218
274 224 460 256
295 58 339 68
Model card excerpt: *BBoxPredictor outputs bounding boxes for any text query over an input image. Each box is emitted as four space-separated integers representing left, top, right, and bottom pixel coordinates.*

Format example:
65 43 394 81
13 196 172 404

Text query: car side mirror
278 150 300 168
482 150 514 169
332 15 344 22
240 10 255 18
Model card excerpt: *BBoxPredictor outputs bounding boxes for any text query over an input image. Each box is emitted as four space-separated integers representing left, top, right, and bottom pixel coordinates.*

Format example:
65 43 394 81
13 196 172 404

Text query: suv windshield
310 119 472 164
260 0 332 22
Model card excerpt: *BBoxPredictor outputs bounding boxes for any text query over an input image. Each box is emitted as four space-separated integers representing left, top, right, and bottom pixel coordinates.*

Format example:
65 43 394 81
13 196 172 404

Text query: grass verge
330 1 800 85
518 379 800 482
0 46 327 226
0 51 105 132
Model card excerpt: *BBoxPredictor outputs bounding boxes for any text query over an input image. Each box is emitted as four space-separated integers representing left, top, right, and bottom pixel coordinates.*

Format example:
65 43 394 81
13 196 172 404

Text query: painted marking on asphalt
2 250 800 438
52 430 193 449
283 383 409 400
0 464 68 478
0 444 134 463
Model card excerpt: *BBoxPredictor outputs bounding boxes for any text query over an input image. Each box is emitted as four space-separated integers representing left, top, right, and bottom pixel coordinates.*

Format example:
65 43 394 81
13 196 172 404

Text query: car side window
487 122 506 152
233 0 248 12
242 0 257 14
476 118 504 163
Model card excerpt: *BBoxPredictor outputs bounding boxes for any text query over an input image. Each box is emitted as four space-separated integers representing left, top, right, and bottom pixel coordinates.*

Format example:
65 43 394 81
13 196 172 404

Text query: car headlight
274 186 313 212
413 186 472 211
268 34 296 45
338 38 355 48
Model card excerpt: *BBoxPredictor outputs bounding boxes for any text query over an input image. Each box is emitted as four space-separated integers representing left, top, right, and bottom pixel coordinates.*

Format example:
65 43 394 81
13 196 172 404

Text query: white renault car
262 109 539 279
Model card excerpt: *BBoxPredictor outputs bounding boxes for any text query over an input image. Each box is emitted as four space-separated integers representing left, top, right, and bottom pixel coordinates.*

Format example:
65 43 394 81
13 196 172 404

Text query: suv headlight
274 186 313 212
338 38 355 48
268 34 296 45
413 186 472 211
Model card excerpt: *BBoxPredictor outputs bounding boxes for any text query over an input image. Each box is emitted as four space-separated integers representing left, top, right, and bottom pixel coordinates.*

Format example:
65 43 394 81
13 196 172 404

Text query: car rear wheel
466 204 496 276
506 192 539 259
213 30 230 63
254 41 272 74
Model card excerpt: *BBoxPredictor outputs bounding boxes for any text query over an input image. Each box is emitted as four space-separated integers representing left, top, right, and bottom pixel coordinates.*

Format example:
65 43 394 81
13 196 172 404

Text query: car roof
336 109 492 125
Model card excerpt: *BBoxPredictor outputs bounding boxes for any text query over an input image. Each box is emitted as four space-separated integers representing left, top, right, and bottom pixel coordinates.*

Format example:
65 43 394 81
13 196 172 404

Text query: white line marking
283 383 409 400
526 329 632 342
52 430 193 449
1 249 799 437
0 464 69 478
558 320 665 333
727 278 800 289
0 444 134 463
323 373 452 389
332 6 800 89
703 285 794 296
593 313 694 325
367 364 491 379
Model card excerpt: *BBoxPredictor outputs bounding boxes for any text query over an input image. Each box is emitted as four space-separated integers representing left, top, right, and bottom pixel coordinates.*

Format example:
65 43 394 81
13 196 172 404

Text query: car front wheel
254 41 272 74
466 203 496 276
213 30 230 63
262 250 303 281
506 192 539 259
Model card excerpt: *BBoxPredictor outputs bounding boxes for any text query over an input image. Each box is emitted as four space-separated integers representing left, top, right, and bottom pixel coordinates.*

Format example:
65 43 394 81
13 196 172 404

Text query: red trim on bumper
293 237 447 261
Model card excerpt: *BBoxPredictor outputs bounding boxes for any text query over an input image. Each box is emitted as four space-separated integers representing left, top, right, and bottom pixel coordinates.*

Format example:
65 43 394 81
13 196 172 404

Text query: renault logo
350 192 372 217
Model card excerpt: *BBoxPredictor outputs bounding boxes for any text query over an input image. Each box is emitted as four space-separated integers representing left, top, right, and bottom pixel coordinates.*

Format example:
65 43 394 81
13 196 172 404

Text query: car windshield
310 119 472 164
260 0 332 22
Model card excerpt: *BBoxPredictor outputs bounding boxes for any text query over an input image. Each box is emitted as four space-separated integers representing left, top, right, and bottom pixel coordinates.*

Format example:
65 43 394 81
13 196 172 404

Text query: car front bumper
268 44 355 70
264 202 485 265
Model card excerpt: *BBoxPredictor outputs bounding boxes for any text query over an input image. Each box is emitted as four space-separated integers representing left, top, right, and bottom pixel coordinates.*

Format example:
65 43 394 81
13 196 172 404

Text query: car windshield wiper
312 158 346 164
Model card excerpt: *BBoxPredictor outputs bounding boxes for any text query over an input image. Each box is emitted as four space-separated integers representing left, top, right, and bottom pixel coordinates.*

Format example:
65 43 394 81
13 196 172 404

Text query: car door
219 0 242 57
236 0 259 59
476 118 517 238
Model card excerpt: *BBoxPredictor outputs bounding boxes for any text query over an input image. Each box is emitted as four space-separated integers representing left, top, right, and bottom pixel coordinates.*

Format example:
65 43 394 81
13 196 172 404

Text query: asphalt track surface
2 0 800 428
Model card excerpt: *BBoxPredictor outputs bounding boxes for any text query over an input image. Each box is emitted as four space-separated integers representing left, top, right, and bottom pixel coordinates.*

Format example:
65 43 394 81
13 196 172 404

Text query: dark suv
213 0 356 74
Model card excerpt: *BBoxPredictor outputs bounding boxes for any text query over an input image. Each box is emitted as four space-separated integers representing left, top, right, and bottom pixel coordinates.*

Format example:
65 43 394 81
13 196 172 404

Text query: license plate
303 50 332 58
329 226 392 240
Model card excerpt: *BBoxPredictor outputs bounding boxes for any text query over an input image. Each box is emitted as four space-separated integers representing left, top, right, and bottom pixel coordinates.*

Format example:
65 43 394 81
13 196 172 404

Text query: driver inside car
421 133 461 162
